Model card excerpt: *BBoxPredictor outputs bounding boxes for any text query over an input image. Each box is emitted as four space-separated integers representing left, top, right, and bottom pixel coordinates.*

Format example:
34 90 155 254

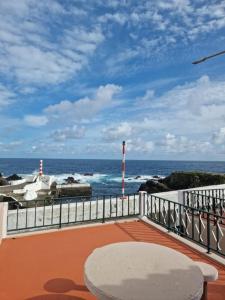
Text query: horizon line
0 157 225 163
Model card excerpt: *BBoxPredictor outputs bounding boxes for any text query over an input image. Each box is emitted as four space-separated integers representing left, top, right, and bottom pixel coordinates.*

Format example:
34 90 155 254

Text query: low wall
153 184 225 202
0 182 28 193
7 195 140 233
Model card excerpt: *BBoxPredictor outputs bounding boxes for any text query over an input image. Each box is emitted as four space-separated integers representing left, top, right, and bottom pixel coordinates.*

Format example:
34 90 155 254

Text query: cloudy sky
0 0 225 160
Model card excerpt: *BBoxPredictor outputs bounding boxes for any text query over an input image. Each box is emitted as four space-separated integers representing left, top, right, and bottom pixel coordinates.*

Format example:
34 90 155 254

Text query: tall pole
122 141 126 197
39 159 43 176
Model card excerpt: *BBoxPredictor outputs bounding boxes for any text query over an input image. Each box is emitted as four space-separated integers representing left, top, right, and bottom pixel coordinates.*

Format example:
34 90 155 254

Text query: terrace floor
0 220 224 300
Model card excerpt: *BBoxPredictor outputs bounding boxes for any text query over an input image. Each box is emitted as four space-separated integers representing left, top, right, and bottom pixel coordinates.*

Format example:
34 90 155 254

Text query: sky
0 0 225 160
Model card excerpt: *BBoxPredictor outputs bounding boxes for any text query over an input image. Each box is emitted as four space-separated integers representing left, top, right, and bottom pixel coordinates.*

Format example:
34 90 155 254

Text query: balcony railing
184 188 225 200
145 194 225 257
7 194 140 233
183 189 225 218
5 190 225 257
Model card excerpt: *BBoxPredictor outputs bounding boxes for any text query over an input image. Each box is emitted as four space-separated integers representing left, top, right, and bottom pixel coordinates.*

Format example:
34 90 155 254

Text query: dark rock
153 175 160 179
57 185 92 197
0 177 9 186
160 171 225 190
0 173 2 177
6 174 22 181
50 181 57 190
139 171 225 194
83 173 93 176
50 181 58 196
2 196 22 209
135 176 141 179
139 180 171 194
64 176 79 184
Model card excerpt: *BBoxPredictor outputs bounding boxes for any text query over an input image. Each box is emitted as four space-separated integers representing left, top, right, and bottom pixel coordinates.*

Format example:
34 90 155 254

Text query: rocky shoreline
0 173 92 207
138 171 225 194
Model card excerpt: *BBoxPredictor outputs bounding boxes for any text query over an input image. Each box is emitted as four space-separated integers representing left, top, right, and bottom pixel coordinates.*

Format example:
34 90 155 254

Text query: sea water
0 158 225 196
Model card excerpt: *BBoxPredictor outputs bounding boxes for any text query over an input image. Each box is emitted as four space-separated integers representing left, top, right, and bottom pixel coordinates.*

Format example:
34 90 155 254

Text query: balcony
0 189 224 299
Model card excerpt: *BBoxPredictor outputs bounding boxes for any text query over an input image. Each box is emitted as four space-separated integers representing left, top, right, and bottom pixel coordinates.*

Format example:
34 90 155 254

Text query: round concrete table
84 242 203 300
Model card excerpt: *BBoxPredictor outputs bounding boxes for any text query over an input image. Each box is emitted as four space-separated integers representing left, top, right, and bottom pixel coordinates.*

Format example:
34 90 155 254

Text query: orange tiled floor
0 220 224 300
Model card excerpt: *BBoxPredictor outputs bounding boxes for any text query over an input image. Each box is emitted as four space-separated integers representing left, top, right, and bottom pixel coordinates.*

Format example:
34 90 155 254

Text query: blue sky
0 0 225 160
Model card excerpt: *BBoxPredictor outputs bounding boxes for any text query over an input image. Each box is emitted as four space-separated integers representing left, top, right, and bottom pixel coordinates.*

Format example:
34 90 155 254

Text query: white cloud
102 122 133 141
92 138 154 156
99 13 128 25
159 133 212 154
50 125 86 141
99 75 225 157
24 115 48 127
212 128 225 145
137 89 155 105
0 26 104 85
126 139 155 153
62 27 104 54
145 75 225 112
102 1 225 72
136 76 225 131
45 84 122 120
29 141 66 155
0 1 104 86
102 117 155 142
0 84 15 108
0 140 23 152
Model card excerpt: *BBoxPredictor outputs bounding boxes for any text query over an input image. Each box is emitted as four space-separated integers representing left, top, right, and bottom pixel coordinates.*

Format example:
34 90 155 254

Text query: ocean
0 158 225 196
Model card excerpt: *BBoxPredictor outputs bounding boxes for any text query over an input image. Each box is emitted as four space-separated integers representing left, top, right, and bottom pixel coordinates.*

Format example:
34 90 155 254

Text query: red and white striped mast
39 159 43 176
122 141 126 198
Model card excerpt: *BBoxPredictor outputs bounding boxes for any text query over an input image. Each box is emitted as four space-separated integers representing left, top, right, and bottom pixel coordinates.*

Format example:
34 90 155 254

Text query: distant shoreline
1 159 225 196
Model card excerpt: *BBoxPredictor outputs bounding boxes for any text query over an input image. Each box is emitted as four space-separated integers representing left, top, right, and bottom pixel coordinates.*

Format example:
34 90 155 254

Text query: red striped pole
39 159 43 176
122 141 126 197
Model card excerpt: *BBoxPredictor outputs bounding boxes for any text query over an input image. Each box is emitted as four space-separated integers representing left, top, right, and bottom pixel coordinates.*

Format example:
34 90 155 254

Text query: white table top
84 242 203 300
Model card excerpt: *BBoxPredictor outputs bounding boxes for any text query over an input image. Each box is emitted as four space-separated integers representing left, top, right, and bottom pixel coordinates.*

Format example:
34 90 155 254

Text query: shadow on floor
26 295 85 300
26 278 88 300
44 278 88 293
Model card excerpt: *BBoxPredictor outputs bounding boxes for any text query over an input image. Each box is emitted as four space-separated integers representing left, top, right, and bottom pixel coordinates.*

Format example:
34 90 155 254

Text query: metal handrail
146 194 225 257
7 193 140 233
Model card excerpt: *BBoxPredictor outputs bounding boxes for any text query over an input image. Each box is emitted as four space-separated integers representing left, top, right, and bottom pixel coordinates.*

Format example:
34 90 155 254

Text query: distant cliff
139 171 225 194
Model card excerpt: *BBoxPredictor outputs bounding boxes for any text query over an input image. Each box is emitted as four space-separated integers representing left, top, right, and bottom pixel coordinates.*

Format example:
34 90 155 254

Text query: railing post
168 201 171 232
102 195 105 223
59 199 62 228
207 212 211 254
139 191 147 217
0 202 8 242
178 190 184 233
178 190 184 206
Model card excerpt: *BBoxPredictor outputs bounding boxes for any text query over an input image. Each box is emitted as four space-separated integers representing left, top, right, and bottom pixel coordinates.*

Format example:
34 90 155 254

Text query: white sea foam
53 173 108 184
111 175 165 183
32 169 39 175
18 172 165 184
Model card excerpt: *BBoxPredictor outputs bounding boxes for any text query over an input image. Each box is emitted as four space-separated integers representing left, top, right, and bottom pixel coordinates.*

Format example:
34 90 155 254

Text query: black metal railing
183 190 225 218
7 194 140 233
146 194 225 257
184 188 225 202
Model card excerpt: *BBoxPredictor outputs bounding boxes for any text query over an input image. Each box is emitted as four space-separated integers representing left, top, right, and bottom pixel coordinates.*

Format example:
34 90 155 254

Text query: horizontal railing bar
7 193 139 204
7 214 140 233
7 193 140 233
147 194 225 219
183 191 225 202
146 194 225 257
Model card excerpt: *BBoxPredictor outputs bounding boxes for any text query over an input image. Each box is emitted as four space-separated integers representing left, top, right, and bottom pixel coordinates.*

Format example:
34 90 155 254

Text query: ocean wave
53 173 108 184
111 175 165 183
18 172 164 184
